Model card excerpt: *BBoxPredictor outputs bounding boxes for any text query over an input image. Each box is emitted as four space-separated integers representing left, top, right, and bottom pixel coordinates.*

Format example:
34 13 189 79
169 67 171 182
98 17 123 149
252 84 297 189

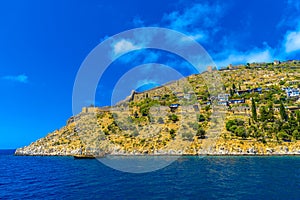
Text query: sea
0 149 300 200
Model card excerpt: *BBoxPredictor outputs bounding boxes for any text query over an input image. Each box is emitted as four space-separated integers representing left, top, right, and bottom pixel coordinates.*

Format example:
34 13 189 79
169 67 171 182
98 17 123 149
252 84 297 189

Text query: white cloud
163 3 222 29
278 0 300 56
215 48 274 67
112 39 141 56
162 3 225 42
2 74 28 83
284 30 300 53
117 50 161 65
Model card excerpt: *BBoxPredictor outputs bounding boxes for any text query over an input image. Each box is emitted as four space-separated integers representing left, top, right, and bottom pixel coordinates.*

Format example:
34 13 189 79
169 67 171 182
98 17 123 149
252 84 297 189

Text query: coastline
12 65 300 159
14 150 300 157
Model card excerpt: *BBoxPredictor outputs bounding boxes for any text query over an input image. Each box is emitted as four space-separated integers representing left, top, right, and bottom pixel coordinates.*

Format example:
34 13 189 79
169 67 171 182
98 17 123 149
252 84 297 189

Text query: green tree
259 106 268 122
140 106 149 116
279 80 285 85
251 98 257 122
197 114 206 122
292 129 300 140
279 101 288 121
295 110 300 123
267 102 275 122
288 112 297 131
230 88 234 96
232 83 236 91
277 131 291 141
169 114 179 123
169 129 176 139
235 126 247 139
196 127 206 139
204 105 211 111
226 119 245 133
134 111 139 118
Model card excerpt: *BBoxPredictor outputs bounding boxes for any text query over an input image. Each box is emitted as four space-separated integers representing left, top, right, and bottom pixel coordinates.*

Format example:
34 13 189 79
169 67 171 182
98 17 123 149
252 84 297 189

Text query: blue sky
1 0 300 148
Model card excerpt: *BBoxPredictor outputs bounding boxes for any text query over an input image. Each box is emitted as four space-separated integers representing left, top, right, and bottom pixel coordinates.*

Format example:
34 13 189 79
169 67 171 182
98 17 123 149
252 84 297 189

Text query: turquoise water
0 150 299 199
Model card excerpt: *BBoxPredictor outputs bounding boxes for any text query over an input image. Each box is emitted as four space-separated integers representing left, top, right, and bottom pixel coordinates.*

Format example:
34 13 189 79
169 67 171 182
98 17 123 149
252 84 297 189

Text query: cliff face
15 64 300 156
15 122 83 156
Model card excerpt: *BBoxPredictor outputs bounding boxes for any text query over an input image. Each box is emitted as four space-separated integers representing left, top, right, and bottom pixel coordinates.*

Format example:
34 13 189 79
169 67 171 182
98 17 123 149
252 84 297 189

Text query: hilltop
15 60 300 156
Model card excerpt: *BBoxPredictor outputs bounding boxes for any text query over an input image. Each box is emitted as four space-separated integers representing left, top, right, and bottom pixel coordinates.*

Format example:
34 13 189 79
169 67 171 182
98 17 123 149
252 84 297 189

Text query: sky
1 0 300 148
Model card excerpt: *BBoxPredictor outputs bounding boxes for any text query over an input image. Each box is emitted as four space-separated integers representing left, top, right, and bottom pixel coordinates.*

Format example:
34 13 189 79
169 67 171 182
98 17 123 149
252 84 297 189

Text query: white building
217 93 230 101
283 87 300 98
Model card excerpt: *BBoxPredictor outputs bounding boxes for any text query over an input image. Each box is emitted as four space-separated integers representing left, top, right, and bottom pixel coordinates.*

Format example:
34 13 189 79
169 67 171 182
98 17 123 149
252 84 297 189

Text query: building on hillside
229 99 245 104
217 101 228 106
273 60 281 65
207 66 213 72
236 87 262 95
82 106 110 113
253 87 262 93
236 89 251 95
286 106 300 112
283 87 300 98
206 101 211 105
169 104 180 112
217 93 230 101
183 92 195 100
184 93 192 100
152 95 161 100
287 80 300 85
174 92 184 99
193 104 200 112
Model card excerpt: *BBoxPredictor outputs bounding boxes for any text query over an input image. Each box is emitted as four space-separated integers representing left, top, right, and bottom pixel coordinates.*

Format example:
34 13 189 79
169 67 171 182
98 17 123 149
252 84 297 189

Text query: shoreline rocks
14 145 300 157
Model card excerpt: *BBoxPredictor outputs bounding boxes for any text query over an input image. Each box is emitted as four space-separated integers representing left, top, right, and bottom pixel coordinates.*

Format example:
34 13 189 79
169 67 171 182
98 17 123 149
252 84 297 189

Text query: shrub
112 113 118 119
234 126 247 138
157 117 164 124
226 119 247 138
226 119 244 131
197 114 205 122
182 132 194 141
196 127 206 139
169 114 179 123
131 130 139 137
169 129 176 139
292 130 300 140
277 131 291 141
279 80 285 85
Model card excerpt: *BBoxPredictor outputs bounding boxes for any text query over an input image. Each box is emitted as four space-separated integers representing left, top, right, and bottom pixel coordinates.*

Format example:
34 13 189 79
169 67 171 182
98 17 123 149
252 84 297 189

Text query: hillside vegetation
15 61 300 156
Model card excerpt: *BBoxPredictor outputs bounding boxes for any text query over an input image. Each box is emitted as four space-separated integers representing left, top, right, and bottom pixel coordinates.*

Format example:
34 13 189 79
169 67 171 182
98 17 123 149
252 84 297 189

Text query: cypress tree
251 98 257 122
279 101 288 121
259 106 268 122
295 110 300 123
267 102 275 122
232 83 236 91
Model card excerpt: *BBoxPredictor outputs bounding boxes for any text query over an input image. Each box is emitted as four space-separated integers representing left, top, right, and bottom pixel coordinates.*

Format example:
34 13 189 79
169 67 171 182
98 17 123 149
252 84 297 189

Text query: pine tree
251 98 257 122
279 101 288 121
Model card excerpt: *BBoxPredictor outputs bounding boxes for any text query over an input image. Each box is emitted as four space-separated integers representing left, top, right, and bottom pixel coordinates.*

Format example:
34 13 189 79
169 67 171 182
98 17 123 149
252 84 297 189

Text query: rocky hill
15 61 300 156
